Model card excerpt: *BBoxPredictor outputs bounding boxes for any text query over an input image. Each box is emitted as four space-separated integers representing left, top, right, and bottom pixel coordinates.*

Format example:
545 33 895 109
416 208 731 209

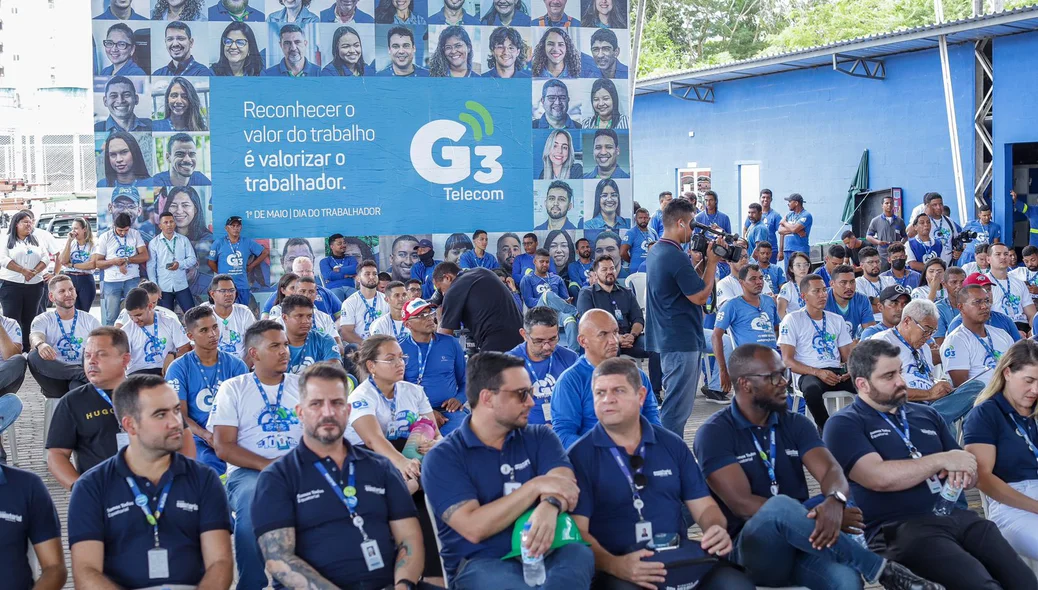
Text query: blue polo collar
295 438 358 465
458 415 520 449
728 400 779 430
992 391 1036 419
114 446 189 481
590 416 657 448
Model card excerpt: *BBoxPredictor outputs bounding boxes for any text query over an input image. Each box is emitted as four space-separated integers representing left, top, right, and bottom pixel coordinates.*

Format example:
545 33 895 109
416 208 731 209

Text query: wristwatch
394 581 417 590
543 496 564 513
827 490 848 506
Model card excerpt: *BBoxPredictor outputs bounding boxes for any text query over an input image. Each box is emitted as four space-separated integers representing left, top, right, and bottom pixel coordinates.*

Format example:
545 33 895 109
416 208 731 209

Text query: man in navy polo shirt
253 363 435 590
827 264 876 341
647 197 724 436
421 352 594 588
507 306 578 426
569 358 754 590
552 310 660 448
68 375 233 589
399 298 469 434
825 339 1037 590
0 462 65 589
694 344 941 590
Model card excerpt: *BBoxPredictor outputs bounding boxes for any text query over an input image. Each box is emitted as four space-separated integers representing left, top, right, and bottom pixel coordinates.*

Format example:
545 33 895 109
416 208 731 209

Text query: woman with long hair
483 26 530 78
152 0 205 19
163 186 214 303
152 77 208 132
964 338 1038 560
98 131 151 188
443 233 474 263
429 26 477 77
481 0 532 25
262 272 300 320
539 129 582 179
531 27 579 77
59 217 97 312
581 77 628 129
545 229 575 276
375 0 426 24
777 252 812 319
211 22 264 76
583 178 629 230
321 26 375 76
0 211 47 349
581 0 626 27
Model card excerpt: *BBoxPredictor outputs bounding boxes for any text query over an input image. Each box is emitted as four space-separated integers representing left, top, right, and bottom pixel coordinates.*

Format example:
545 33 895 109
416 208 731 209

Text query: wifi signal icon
458 101 494 142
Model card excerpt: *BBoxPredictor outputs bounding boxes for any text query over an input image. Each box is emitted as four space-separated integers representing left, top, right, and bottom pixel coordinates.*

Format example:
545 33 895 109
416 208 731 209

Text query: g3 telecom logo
410 101 506 201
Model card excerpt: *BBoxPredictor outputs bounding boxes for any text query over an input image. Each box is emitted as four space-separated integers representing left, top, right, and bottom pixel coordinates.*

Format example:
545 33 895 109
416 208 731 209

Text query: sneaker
700 386 730 404
878 561 945 590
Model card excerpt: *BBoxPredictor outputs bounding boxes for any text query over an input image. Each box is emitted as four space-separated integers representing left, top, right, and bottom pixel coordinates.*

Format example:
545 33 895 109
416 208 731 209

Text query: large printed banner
89 0 634 304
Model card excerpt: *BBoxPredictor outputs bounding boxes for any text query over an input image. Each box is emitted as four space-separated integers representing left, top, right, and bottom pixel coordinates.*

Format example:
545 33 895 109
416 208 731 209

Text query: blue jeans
101 278 136 326
438 409 469 435
659 350 704 437
702 329 734 391
452 542 594 590
734 495 884 589
0 392 23 435
330 286 357 302
227 468 265 590
159 288 196 314
194 436 226 474
68 273 96 312
538 291 578 352
931 379 984 439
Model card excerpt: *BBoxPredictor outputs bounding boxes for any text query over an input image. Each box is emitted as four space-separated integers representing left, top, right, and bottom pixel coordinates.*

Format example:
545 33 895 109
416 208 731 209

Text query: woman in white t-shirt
346 334 441 487
777 251 812 320
0 211 52 349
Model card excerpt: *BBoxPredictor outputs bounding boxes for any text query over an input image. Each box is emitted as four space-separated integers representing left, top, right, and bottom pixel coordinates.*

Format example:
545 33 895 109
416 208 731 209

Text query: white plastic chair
2 426 17 466
626 272 647 315
424 494 451 588
42 398 59 446
823 391 856 416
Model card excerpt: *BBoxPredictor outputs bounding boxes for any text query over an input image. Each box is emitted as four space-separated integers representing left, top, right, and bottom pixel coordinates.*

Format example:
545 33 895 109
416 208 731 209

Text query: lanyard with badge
161 235 178 264
990 276 1018 314
749 427 780 496
191 353 224 398
792 284 805 308
809 314 835 359
113 232 131 258
367 377 402 439
96 387 130 449
413 340 430 386
892 329 933 382
609 445 652 543
524 351 554 420
55 309 81 361
314 460 385 571
969 329 1002 367
876 407 943 493
125 477 174 579
254 374 289 432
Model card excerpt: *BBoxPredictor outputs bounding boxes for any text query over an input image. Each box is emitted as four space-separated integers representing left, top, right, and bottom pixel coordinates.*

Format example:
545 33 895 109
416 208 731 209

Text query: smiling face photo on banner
531 26 580 78
580 77 628 129
426 0 480 24
380 234 431 281
95 130 156 189
265 21 321 73
150 77 211 132
150 21 211 75
544 228 578 271
432 233 475 264
579 26 629 78
92 0 152 20
427 25 481 76
94 20 151 76
94 76 153 133
488 231 522 270
210 21 268 76
318 23 377 75
534 180 582 231
327 235 379 266
579 0 627 28
532 78 586 129
483 25 531 78
153 132 212 186
535 128 583 180
582 177 630 231
582 127 629 179
375 24 428 74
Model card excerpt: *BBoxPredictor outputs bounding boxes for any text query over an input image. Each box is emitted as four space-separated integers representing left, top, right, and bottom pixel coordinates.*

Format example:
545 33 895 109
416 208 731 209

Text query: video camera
952 229 978 251
689 222 745 263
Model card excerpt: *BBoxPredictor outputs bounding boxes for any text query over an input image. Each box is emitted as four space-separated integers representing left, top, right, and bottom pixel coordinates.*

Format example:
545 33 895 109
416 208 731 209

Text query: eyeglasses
743 368 791 386
212 288 236 295
412 310 435 320
223 38 248 48
965 297 992 308
544 95 568 103
530 334 559 347
103 40 133 50
372 355 409 366
493 387 533 402
908 317 937 337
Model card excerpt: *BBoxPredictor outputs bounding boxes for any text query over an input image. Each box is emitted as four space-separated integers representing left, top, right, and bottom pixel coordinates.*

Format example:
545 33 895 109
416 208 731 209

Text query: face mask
892 259 907 271
419 251 435 265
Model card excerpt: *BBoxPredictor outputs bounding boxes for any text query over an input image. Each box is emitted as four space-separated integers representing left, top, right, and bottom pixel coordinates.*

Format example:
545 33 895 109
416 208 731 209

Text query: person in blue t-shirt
825 265 876 341
753 241 785 295
777 193 812 264
168 306 249 474
399 298 469 434
935 267 965 342
695 344 941 590
506 306 578 426
263 24 322 76
208 216 269 306
68 375 233 590
566 238 594 293
826 339 1035 590
713 264 780 391
649 191 673 238
958 205 1002 266
458 230 500 270
281 296 340 374
0 462 65 589
551 310 660 448
512 233 554 284
428 0 480 23
694 190 732 236
568 357 754 590
520 249 576 349
320 233 359 301
421 352 595 587
411 239 441 299
742 189 783 264
621 208 658 273
743 203 770 257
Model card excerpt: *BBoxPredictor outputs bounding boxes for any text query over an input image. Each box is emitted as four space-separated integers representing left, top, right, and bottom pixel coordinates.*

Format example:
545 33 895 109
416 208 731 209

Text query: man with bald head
550 309 661 448
290 255 342 320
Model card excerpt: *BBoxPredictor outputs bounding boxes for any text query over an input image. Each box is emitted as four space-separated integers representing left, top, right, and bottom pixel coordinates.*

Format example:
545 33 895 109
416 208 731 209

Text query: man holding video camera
646 197 736 437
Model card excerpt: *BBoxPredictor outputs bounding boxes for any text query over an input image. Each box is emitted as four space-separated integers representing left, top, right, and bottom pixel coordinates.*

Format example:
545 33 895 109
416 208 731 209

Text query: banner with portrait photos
90 0 633 306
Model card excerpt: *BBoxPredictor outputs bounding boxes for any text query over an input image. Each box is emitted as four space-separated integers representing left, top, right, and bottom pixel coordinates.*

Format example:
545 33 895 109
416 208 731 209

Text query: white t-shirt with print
777 309 851 369
940 325 1014 385
116 304 178 328
208 372 302 474
1010 266 1038 307
94 229 145 282
777 281 803 313
203 302 257 359
985 272 1032 323
346 378 433 446
30 309 100 365
339 292 390 339
873 328 937 391
369 314 410 339
120 313 190 373
0 315 21 360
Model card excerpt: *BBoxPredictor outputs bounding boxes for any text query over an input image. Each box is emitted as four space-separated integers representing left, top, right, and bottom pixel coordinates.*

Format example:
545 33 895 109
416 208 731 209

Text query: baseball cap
878 285 911 303
501 509 588 560
964 272 993 287
415 239 434 250
111 185 140 204
402 298 434 322
225 215 243 226
784 193 804 204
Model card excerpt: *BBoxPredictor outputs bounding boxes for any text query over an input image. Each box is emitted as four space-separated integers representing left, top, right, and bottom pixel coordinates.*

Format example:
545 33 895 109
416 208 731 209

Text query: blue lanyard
791 284 804 308
114 232 129 253
893 273 909 287
191 352 224 394
313 460 371 538
253 374 286 417
968 329 1001 365
876 407 920 457
145 319 163 350
608 445 646 518
390 318 400 338
990 275 1016 309
749 426 778 492
413 340 430 385
361 296 379 329
125 476 174 547
95 386 115 409
809 313 833 352
891 328 932 381
1009 413 1038 464
523 350 553 386
863 279 880 298
56 309 79 346
367 377 398 435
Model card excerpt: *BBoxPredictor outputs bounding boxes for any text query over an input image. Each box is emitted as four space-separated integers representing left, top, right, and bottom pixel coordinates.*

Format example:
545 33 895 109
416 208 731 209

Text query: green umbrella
842 149 869 224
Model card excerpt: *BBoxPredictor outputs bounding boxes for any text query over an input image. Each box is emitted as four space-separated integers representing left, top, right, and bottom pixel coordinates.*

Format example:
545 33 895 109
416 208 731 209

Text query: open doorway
1011 142 1038 254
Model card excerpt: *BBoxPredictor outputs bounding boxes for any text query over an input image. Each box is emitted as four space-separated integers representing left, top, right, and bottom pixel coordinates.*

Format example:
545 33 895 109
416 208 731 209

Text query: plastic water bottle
521 522 546 586
933 480 962 516
402 418 436 461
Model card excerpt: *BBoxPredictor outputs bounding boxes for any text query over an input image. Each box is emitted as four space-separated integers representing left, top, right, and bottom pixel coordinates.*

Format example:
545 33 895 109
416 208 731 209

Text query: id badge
360 539 385 571
504 481 521 496
147 548 169 579
116 431 130 450
542 402 552 421
635 521 653 543
925 475 942 494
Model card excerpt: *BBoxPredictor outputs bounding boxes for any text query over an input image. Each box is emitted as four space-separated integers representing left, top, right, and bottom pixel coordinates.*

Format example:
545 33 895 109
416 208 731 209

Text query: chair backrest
626 272 647 312
822 391 855 415
424 494 451 587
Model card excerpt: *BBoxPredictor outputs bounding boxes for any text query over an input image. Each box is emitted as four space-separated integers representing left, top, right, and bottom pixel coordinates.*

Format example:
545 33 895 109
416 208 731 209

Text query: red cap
963 272 993 287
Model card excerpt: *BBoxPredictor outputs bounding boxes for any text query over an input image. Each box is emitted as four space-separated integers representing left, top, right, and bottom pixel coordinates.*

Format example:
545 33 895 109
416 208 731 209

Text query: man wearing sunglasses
506 306 578 427
695 344 941 590
399 299 468 435
422 351 595 588
568 357 755 589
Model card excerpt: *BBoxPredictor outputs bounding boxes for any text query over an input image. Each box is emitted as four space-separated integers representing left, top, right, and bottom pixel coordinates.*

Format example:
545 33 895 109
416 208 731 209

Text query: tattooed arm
257 527 338 590
388 516 425 587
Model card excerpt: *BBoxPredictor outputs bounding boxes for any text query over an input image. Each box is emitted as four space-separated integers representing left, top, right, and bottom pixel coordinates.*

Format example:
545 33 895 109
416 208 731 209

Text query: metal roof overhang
634 5 1038 97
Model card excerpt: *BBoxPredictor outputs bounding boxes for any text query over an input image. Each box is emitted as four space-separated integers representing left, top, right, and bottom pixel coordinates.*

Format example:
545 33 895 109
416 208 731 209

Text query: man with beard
151 134 211 187
621 208 657 273
777 193 812 265
422 352 594 588
857 247 886 320
825 339 1037 590
866 195 907 268
95 76 151 132
593 231 623 276
320 0 375 22
321 233 359 301
695 344 942 590
340 260 390 345
583 129 629 180
535 181 577 231
428 0 480 23
28 275 101 398
534 80 581 129
67 375 233 590
411 239 442 299
939 284 1016 389
253 363 433 589
99 25 147 77
264 24 321 76
153 21 213 76
209 0 265 21
495 232 522 272
825 264 876 341
567 237 594 291
743 203 769 257
506 306 578 426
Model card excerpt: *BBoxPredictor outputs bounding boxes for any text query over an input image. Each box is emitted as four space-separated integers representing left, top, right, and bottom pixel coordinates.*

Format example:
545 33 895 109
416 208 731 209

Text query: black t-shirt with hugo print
45 383 120 474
